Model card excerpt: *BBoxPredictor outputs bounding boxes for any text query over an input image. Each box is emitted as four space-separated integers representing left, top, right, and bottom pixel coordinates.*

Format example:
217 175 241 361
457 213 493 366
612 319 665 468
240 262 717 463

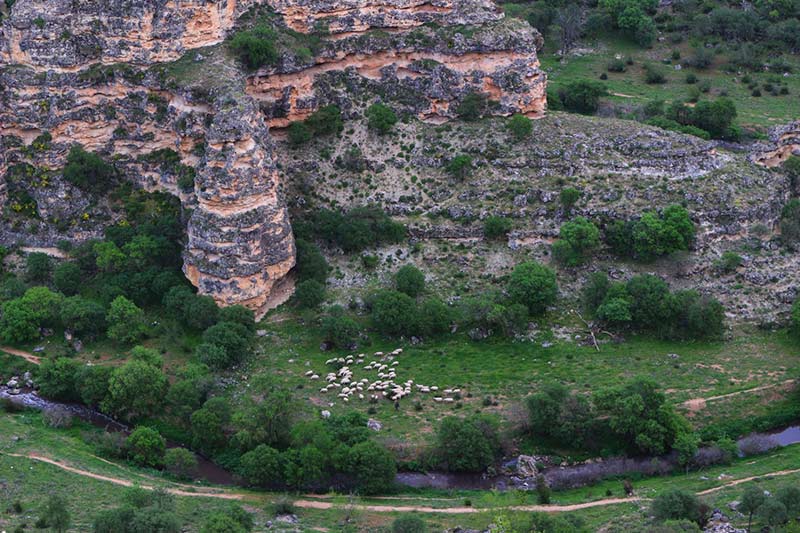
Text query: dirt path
7 451 800 514
682 380 796 411
0 346 42 365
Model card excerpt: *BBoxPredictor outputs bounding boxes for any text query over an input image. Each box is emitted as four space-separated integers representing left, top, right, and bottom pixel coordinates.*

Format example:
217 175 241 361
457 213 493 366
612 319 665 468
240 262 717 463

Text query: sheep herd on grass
302 348 463 405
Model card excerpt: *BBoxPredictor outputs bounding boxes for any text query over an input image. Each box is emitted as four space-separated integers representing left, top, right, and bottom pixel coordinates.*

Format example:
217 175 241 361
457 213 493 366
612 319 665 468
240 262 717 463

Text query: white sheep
311 374 319 380
305 370 314 376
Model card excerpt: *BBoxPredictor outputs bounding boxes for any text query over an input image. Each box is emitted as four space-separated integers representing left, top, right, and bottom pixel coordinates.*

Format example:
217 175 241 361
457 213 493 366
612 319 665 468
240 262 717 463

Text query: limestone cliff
0 0 546 317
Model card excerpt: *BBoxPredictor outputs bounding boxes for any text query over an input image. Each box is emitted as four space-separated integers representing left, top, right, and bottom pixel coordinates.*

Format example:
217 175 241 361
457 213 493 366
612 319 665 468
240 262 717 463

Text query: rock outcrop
0 0 546 317
753 120 800 167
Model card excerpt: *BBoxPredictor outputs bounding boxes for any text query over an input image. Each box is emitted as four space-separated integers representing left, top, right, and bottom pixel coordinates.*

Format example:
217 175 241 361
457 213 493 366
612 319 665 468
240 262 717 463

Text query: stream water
3 386 799 491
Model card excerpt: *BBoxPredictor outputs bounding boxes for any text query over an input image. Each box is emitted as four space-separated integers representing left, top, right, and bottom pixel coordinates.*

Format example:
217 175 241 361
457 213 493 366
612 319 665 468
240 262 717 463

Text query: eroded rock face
752 121 800 167
1 0 546 317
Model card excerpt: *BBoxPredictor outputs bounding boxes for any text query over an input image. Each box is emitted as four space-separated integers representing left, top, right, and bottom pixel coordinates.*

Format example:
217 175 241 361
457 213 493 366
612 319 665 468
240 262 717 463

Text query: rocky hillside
0 0 546 317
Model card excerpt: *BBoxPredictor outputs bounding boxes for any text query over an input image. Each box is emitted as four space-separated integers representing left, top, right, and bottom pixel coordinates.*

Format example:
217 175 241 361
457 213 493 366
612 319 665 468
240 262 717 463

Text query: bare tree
552 3 585 54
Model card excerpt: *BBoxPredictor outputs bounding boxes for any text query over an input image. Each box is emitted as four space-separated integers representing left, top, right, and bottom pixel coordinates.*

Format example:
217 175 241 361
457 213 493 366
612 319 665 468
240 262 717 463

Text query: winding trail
0 346 42 365
7 451 800 515
681 379 796 412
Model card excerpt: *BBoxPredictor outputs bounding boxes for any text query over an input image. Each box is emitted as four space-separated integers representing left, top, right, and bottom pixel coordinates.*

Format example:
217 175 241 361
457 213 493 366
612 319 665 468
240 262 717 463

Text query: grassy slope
3 412 800 532
242 318 799 454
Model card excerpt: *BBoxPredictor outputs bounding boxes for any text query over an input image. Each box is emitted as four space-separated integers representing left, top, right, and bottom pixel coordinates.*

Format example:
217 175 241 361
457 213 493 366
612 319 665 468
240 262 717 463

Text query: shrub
392 516 427 533
321 306 360 348
713 251 742 273
759 498 788 527
395 265 425 297
418 298 452 337
347 440 397 494
106 295 147 344
229 25 278 69
102 360 168 421
526 382 596 449
126 426 166 467
455 91 487 121
164 448 197 479
483 216 512 239
294 279 325 308
38 358 81 402
201 321 252 367
53 262 81 294
63 145 116 194
218 305 256 333
445 154 473 180
780 199 800 249
40 494 70 533
304 207 405 252
644 64 667 84
435 414 499 472
287 121 312 147
305 105 343 136
507 113 532 140
371 290 418 336
25 252 52 283
507 262 558 315
552 217 600 266
559 187 581 213
43 406 73 428
557 81 607 114
607 58 626 72
685 73 698 84
294 239 329 283
738 434 779 456
651 490 704 524
239 444 283 487
365 103 398 134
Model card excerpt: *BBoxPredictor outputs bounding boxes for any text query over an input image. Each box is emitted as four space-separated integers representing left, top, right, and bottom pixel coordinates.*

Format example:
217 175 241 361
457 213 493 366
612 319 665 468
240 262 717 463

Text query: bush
304 207 405 252
395 265 425 297
229 25 278 69
294 279 325 309
164 448 197 479
201 321 252 368
365 103 398 134
38 358 81 402
435 414 499 472
63 145 116 194
126 426 166 467
321 306 360 348
53 262 81 295
106 295 147 344
552 217 600 266
287 121 312 147
445 154 473 180
607 58 626 72
43 406 73 428
305 105 344 136
526 382 596 449
644 64 667 84
294 239 329 283
25 252 52 283
738 434 779 456
418 298 452 337
685 73 698 84
651 490 704 524
507 262 558 315
371 290 418 336
239 444 283 487
455 91 487 121
780 199 800 249
557 81 607 114
347 440 397 494
507 113 532 140
102 360 168 421
483 216 512 239
713 251 742 273
393 516 427 533
559 187 581 213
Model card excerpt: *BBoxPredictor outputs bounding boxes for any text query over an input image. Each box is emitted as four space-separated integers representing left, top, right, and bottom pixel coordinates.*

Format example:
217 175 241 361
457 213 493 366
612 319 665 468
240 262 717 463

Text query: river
3 386 798 492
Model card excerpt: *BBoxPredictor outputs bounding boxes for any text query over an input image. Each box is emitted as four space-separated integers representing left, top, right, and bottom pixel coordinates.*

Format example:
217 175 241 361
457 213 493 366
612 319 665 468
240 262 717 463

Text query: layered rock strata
0 0 546 316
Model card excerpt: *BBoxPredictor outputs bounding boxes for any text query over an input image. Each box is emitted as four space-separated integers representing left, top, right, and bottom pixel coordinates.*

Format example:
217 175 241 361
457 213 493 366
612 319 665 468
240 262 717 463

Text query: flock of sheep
303 348 462 405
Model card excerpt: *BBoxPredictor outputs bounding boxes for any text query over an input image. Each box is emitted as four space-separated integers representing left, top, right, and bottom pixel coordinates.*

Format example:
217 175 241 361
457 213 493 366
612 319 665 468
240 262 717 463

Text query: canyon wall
0 0 546 317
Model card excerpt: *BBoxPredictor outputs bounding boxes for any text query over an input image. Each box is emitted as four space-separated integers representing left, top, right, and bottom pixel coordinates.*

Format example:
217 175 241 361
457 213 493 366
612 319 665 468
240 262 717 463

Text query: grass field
3 411 800 532
238 318 800 457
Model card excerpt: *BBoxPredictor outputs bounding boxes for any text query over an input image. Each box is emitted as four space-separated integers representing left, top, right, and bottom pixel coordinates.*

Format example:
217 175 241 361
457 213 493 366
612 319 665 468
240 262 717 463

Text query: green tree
194 343 229 370
507 113 532 141
395 265 425 297
674 432 700 473
557 81 607 114
238 444 283 487
93 241 125 272
102 360 168 421
321 306 360 348
60 296 106 337
305 105 344 136
25 252 52 283
507 261 558 315
53 262 82 295
435 414 499 472
366 103 398 134
294 279 326 308
446 154 473 180
740 486 765 532
201 321 252 368
164 448 198 480
0 298 40 343
295 239 329 283
347 440 397 495
38 357 81 402
776 486 800 519
758 498 788 527
63 145 116 194
371 290 418 336
200 513 246 533
106 296 147 344
418 298 452 337
229 25 278 69
483 216 512 239
552 217 600 266
41 493 71 533
651 489 703 524
581 271 610 314
130 345 163 368
780 199 800 250
287 121 312 147
560 187 582 213
190 407 227 453
218 305 256 333
126 426 166 467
